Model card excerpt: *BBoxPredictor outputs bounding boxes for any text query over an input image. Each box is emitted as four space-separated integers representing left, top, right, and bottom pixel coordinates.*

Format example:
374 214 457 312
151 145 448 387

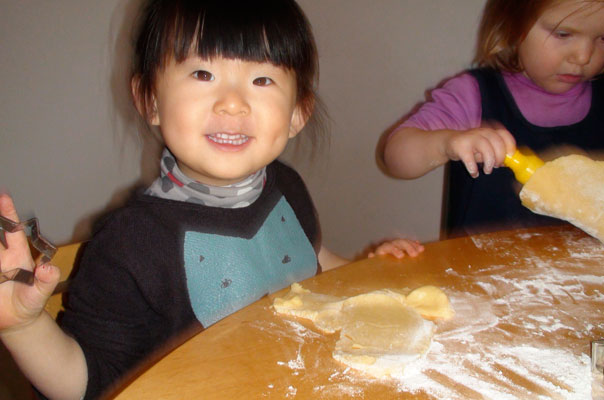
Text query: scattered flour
312 383 364 398
285 385 297 397
258 229 603 399
277 344 305 374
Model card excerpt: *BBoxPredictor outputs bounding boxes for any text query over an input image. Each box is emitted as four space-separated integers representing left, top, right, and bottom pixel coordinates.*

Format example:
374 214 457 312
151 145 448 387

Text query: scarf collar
145 148 266 208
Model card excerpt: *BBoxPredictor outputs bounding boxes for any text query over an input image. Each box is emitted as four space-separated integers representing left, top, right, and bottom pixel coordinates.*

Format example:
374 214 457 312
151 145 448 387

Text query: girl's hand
0 194 60 333
368 239 425 259
444 125 516 178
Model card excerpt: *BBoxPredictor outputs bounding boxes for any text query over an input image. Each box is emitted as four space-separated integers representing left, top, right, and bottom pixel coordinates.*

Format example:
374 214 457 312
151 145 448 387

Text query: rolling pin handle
504 148 545 185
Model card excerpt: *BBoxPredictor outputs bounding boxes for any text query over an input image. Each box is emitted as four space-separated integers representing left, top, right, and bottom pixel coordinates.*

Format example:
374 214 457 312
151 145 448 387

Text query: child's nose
569 40 594 66
213 87 250 116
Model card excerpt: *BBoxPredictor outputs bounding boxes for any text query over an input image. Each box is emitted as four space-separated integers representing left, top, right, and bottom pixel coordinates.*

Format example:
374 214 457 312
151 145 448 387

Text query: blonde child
382 0 604 238
0 1 422 399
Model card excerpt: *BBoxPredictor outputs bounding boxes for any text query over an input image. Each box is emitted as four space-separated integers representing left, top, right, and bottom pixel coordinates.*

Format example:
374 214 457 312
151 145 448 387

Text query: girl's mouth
207 133 250 146
557 74 582 84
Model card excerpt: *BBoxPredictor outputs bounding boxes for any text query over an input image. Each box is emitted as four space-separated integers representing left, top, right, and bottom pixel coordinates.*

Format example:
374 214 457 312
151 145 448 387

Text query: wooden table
112 226 604 399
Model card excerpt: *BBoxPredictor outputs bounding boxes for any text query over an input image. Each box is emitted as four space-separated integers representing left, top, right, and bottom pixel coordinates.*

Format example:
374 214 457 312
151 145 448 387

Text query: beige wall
0 0 485 259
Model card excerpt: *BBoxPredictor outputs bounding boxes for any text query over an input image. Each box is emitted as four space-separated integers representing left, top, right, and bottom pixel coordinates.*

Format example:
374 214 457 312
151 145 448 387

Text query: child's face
149 55 305 186
518 0 604 94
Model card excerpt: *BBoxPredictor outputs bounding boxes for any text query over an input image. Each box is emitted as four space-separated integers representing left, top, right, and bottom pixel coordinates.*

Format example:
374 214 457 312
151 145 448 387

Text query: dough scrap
272 283 453 378
520 154 604 243
405 285 456 320
273 283 344 333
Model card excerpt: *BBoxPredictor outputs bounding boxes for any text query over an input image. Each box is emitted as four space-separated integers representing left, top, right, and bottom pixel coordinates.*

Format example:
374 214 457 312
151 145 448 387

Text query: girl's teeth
208 133 249 145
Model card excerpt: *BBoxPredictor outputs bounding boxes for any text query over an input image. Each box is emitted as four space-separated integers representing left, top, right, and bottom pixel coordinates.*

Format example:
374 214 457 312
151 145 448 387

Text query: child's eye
253 77 274 86
554 30 570 39
193 70 214 81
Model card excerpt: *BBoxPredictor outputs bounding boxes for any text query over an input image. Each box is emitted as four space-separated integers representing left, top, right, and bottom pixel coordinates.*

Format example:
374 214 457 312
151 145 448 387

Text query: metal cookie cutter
0 215 57 285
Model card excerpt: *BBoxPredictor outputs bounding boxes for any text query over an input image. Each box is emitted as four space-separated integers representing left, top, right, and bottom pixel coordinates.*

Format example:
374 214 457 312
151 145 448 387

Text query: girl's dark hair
132 0 321 132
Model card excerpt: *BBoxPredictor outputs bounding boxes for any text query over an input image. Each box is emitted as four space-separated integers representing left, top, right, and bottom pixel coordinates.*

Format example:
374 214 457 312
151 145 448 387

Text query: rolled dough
272 283 454 378
520 154 604 243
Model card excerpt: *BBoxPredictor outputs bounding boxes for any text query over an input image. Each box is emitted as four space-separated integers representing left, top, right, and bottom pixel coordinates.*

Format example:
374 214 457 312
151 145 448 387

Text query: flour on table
264 229 602 399
273 283 453 378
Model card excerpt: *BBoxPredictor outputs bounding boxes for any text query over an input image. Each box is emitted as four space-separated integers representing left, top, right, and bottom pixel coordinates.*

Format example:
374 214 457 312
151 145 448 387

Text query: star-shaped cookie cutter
0 215 57 285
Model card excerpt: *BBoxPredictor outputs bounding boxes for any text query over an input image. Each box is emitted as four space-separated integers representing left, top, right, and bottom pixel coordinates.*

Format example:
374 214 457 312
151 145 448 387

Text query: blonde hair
474 0 556 71
474 0 604 73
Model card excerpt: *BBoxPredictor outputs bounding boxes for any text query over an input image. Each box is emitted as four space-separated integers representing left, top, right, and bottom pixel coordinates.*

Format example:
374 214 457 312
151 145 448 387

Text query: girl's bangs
164 2 309 70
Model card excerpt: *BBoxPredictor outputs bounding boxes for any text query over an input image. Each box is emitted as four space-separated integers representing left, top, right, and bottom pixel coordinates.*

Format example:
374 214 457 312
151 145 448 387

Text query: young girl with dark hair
0 1 422 398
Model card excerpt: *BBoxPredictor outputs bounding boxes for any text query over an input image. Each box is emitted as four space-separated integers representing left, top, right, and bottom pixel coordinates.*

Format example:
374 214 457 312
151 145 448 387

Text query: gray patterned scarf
145 148 266 208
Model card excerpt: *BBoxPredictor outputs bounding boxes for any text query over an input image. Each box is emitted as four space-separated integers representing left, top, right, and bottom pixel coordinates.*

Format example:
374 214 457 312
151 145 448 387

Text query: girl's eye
253 77 273 86
554 30 570 39
193 70 214 81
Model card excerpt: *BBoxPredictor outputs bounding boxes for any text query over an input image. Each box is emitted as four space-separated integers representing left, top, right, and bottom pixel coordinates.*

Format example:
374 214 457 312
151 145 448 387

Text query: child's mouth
207 133 250 146
557 74 582 84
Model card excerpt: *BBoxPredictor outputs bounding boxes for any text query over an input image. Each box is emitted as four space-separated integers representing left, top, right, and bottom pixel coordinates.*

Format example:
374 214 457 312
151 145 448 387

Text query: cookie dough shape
273 283 453 377
520 154 604 243
405 285 456 320
273 283 344 333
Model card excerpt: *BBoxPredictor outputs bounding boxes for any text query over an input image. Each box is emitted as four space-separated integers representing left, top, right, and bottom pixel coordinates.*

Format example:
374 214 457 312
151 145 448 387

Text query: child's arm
383 125 516 179
0 194 88 400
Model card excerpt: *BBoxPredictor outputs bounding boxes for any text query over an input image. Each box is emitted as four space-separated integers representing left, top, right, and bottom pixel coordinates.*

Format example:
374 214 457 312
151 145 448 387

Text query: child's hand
368 239 425 259
444 125 516 178
0 194 60 333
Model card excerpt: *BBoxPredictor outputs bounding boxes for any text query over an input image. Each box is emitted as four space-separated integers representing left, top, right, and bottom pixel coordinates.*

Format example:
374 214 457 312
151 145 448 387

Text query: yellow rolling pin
504 148 544 185
504 147 604 243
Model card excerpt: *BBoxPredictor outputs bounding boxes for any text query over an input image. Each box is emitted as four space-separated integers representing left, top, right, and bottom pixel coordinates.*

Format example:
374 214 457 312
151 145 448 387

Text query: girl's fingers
460 153 480 178
476 141 496 174
452 127 517 177
33 263 61 298
0 194 20 223
374 243 401 257
498 129 517 156
0 194 35 272
0 196 56 329
372 240 425 259
486 132 507 167
396 240 424 257
6 264 61 326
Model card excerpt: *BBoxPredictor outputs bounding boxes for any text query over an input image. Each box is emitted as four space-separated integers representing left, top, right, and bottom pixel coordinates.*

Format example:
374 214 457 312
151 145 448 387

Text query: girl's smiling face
149 55 306 186
518 0 604 94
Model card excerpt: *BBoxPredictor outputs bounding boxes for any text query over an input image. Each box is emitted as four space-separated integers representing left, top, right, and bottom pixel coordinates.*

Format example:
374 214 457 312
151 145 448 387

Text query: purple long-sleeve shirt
403 71 592 130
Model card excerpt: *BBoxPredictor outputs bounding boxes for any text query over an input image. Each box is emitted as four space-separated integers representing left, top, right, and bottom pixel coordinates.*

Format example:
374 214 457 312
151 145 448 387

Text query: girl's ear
289 104 310 139
131 77 160 126
149 98 160 126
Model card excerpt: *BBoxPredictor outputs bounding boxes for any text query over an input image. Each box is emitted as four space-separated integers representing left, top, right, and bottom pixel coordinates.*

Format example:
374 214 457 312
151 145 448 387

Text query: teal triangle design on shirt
183 196 317 327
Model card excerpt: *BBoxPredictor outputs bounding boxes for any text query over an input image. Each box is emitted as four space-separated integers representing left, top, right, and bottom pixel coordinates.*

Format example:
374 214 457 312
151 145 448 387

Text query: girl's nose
213 87 250 116
569 40 594 66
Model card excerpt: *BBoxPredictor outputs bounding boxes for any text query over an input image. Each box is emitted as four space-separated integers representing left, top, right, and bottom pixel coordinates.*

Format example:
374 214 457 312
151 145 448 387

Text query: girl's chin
538 80 579 95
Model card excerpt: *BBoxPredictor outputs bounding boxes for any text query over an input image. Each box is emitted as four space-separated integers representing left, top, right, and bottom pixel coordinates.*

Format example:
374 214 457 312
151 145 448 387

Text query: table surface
111 226 604 399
